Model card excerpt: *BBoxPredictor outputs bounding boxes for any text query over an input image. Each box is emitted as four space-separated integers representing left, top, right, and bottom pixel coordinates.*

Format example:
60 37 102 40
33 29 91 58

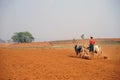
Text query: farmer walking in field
89 37 95 54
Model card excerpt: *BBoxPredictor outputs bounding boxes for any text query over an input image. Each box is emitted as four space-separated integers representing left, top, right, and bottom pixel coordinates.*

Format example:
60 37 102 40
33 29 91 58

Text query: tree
11 31 34 43
81 34 85 54
81 34 85 39
81 34 85 46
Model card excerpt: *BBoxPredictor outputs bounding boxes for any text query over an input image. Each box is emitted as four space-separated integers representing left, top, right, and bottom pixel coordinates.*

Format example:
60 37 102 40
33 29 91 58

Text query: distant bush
11 32 34 43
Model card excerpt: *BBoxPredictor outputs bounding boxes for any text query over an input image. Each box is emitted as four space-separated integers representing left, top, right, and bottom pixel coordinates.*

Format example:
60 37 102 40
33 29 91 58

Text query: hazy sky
0 0 120 41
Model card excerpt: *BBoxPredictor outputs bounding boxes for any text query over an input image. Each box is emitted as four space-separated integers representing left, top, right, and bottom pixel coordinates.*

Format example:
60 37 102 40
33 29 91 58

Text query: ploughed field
0 39 120 80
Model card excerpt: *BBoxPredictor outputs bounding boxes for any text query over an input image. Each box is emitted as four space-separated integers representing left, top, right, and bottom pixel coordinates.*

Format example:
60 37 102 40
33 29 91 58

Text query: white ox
94 45 102 54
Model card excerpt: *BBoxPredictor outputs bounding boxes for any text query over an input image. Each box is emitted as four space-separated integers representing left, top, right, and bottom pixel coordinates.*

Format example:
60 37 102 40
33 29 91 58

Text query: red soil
0 43 120 80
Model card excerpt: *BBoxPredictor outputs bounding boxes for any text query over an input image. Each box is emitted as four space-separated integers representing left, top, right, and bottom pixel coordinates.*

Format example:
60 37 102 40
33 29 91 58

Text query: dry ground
0 42 120 80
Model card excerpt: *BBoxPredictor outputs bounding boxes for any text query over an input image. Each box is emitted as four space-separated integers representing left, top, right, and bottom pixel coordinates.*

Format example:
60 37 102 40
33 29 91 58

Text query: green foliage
81 34 85 39
11 32 34 43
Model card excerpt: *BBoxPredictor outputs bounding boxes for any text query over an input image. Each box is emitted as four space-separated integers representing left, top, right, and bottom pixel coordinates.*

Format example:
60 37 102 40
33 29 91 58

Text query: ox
74 45 88 58
94 45 102 54
74 45 83 56
87 45 102 54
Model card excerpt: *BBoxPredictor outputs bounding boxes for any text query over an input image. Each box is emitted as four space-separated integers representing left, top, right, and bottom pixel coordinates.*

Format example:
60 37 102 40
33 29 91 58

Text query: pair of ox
74 45 102 57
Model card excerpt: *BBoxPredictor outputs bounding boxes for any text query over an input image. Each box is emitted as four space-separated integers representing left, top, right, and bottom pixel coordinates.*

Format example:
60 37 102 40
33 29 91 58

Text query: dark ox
74 45 83 56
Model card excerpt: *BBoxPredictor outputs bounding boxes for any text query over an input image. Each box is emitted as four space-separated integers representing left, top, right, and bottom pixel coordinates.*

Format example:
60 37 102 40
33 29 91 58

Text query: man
89 37 95 53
